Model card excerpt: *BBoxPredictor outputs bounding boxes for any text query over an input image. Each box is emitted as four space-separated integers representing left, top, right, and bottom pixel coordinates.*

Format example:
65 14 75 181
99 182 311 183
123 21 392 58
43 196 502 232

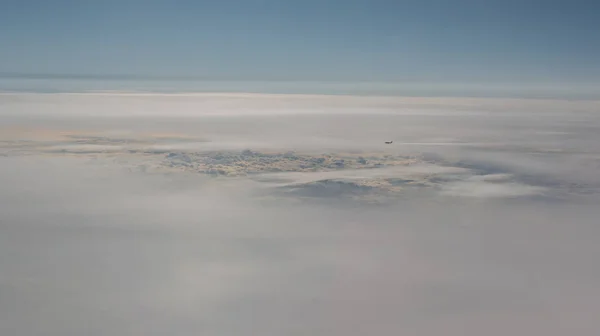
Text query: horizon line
1 90 599 103
2 72 600 86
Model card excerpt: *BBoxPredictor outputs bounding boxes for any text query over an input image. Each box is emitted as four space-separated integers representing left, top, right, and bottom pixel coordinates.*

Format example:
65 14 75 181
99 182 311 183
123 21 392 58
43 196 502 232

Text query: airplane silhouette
385 141 393 144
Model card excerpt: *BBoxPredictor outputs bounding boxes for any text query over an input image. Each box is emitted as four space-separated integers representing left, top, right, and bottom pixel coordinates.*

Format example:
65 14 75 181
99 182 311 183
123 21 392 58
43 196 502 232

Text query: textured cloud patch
439 174 545 198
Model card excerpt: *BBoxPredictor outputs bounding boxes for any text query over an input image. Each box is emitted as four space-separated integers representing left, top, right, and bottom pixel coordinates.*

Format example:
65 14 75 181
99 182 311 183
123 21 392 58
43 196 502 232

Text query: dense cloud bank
1 93 599 335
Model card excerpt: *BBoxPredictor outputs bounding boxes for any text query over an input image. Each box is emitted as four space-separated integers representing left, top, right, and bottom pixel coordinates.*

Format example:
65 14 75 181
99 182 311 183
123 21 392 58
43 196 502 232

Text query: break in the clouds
1 93 600 335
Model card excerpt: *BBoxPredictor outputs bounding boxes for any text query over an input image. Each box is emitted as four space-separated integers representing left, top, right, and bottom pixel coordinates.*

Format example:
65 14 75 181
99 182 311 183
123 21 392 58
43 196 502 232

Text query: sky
2 2 600 334
1 0 599 86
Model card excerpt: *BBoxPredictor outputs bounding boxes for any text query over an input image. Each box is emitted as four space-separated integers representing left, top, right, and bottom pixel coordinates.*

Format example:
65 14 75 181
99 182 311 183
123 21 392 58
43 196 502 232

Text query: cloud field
1 93 600 335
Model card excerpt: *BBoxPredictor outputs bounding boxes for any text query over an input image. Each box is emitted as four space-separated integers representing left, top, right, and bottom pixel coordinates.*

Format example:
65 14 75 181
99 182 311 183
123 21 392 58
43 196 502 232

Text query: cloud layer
1 93 600 335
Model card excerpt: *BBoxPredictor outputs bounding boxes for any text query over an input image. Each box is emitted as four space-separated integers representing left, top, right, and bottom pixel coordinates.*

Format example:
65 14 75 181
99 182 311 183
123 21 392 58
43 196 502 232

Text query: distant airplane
385 141 393 144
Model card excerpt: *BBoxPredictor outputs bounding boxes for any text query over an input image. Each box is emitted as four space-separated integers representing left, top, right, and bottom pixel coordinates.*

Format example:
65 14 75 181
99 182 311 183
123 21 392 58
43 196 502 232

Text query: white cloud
1 93 600 335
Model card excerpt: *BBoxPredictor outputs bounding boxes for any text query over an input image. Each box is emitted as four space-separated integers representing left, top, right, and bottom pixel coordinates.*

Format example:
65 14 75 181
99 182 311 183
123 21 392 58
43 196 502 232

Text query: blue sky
1 0 599 85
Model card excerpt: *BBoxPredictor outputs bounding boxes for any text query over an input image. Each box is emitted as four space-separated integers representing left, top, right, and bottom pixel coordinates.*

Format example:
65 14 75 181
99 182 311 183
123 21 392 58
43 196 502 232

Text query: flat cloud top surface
1 93 600 335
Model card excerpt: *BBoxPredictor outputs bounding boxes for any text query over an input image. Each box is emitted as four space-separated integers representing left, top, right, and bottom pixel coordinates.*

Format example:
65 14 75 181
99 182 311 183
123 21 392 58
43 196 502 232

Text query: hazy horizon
2 75 599 100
